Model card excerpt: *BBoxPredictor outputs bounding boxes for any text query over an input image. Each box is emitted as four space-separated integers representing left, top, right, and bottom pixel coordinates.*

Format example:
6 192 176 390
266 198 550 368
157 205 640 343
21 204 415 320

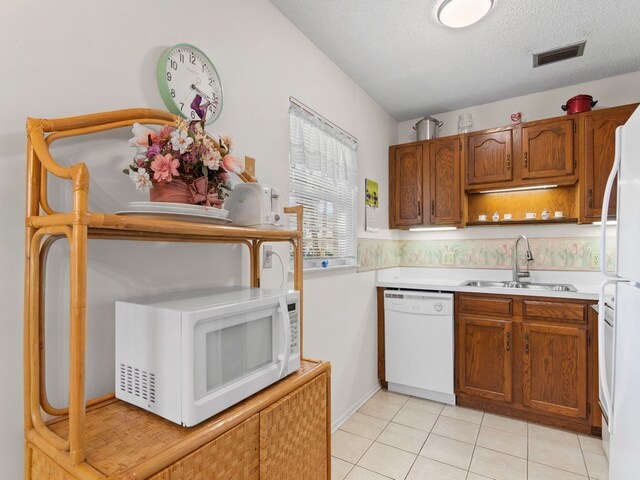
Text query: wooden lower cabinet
522 323 588 419
457 316 512 403
455 293 598 434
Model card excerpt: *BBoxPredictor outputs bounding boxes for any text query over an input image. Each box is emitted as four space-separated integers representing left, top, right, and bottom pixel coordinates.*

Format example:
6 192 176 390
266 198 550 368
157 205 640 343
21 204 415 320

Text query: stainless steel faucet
513 234 534 283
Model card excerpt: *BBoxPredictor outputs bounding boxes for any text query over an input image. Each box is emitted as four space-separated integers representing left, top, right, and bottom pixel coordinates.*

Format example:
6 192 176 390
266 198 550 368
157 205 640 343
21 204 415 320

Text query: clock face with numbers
156 43 223 124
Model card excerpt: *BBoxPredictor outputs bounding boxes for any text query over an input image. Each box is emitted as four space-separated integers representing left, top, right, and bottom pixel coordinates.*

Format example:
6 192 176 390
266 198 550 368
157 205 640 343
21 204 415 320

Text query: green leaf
123 169 130 175
201 165 208 177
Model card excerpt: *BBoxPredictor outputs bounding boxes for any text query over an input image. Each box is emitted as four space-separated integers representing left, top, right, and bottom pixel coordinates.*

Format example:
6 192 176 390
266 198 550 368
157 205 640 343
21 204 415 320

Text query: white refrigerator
599 104 640 480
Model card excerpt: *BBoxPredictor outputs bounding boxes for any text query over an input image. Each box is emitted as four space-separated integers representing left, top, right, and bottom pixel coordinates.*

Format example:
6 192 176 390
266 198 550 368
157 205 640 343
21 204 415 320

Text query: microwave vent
119 363 156 404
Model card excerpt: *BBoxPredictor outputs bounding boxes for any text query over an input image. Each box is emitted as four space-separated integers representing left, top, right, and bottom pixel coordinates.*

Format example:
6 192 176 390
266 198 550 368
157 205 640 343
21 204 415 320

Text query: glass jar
458 113 473 134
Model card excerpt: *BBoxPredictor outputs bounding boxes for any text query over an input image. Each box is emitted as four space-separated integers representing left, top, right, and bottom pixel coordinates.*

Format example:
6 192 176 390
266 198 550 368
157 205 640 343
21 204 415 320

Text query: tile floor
332 390 608 480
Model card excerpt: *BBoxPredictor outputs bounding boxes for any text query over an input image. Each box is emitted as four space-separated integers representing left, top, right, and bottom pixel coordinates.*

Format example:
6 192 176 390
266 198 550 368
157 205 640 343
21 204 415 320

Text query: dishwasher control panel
384 290 453 315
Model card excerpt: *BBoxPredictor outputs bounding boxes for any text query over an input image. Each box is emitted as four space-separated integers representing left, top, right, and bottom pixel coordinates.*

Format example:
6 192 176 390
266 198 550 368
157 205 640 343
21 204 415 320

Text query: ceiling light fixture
437 0 494 28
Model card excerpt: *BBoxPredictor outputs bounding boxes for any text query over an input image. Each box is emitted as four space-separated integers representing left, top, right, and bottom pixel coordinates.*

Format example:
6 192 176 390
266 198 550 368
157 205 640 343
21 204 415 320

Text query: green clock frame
156 43 224 125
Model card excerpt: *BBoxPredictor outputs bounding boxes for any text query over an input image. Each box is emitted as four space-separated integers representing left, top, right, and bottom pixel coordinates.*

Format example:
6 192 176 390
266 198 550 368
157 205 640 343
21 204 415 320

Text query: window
288 100 358 270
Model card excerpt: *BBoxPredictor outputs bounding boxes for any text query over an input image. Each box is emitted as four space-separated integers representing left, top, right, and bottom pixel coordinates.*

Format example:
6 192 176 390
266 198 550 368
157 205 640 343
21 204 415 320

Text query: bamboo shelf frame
23 109 312 478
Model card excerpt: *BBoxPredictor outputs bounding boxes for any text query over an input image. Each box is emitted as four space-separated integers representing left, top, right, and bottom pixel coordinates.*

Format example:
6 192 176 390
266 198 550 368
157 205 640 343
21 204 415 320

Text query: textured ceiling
269 0 640 121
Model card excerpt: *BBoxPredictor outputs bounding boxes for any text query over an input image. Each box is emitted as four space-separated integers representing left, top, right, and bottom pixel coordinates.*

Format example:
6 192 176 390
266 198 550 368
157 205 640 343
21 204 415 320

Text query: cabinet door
582 105 637 220
457 316 513 402
389 144 423 227
150 414 260 480
467 130 514 186
429 137 462 225
522 323 588 418
260 374 328 479
521 119 574 180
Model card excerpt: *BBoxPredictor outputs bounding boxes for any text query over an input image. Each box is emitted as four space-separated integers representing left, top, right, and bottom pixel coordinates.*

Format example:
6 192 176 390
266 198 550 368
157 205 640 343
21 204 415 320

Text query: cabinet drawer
458 295 513 317
523 300 587 324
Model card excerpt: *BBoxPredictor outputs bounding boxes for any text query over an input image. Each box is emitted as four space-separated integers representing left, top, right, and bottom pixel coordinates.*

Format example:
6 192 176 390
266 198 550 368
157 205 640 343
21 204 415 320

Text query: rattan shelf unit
23 109 330 479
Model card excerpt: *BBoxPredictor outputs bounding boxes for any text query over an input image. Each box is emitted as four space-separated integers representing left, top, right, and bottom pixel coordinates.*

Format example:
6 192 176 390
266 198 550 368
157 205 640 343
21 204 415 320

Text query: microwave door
183 303 287 426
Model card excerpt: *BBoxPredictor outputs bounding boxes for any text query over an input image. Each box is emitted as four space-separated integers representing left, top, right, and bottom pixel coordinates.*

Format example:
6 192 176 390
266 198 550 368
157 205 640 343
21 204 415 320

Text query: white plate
127 202 228 217
116 210 232 225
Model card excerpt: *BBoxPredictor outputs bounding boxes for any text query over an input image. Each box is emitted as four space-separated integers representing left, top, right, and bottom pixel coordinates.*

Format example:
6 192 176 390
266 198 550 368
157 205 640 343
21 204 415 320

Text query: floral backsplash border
357 239 402 272
357 237 615 273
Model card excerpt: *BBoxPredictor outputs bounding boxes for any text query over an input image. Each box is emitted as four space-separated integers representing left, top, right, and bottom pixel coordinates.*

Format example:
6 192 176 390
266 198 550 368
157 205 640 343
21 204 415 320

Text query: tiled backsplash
358 237 614 272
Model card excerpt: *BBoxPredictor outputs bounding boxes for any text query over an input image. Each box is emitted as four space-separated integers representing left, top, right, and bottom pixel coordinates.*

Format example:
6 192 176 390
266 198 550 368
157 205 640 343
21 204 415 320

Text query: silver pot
413 116 443 141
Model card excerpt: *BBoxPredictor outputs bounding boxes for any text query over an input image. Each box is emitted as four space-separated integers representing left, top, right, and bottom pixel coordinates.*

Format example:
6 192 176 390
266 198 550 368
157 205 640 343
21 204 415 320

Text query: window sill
289 264 359 274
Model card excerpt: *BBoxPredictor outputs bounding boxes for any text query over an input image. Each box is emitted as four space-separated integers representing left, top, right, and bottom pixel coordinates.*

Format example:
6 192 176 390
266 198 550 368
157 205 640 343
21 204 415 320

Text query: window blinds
288 101 358 268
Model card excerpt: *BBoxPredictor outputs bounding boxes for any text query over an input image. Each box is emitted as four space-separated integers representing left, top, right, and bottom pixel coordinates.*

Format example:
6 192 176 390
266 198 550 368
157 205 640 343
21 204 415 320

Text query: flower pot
149 176 222 207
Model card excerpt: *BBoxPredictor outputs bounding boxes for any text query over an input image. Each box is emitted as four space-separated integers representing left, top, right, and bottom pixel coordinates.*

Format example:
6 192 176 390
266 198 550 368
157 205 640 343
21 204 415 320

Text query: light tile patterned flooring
332 390 608 480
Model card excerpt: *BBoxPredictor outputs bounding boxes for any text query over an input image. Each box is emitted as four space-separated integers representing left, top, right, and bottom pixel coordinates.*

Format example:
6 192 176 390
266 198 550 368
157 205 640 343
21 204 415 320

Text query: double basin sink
463 280 577 292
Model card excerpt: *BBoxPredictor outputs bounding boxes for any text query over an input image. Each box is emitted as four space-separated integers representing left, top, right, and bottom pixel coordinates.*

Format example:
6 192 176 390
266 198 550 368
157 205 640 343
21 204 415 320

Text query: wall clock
156 43 223 124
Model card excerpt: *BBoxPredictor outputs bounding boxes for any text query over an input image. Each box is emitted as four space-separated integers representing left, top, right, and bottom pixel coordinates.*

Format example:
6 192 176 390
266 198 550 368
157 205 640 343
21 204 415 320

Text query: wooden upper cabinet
466 130 514 186
581 104 637 221
429 137 463 225
457 315 513 403
522 323 588 418
521 119 575 181
389 144 423 228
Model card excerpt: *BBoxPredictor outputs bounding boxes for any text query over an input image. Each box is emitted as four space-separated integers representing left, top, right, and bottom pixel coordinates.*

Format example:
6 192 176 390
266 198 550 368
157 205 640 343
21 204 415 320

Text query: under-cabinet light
478 184 558 194
409 227 458 232
592 220 617 226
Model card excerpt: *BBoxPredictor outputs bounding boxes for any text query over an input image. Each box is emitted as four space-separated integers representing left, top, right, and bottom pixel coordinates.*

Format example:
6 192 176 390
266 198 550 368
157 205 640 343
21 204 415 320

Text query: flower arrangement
123 95 244 207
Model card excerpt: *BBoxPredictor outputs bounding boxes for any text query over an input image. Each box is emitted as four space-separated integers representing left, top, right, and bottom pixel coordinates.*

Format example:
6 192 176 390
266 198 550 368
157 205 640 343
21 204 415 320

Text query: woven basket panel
28 444 77 480
49 400 194 476
149 414 259 480
260 373 328 480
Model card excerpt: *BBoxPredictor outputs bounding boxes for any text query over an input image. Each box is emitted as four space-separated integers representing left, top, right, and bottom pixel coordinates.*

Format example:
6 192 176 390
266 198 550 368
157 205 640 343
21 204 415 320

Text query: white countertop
376 267 605 301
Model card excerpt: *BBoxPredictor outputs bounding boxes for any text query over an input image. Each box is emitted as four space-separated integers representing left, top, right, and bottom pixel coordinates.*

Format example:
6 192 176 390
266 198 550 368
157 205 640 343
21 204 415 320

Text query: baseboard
332 383 381 432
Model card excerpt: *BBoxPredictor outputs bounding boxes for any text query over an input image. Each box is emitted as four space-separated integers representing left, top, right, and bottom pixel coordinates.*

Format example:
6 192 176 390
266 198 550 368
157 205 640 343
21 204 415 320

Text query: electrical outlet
263 245 273 269
590 252 600 269
442 251 455 266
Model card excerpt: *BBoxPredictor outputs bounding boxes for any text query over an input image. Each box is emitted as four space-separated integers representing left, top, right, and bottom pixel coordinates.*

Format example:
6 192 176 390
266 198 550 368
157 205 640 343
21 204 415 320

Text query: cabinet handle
506 331 511 352
507 154 511 170
417 200 421 216
431 200 435 215
524 333 529 354
588 189 593 209
524 152 528 169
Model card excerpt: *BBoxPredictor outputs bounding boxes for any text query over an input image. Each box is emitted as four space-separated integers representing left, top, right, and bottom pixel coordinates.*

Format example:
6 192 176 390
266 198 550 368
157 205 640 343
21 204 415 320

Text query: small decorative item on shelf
503 213 512 220
458 113 473 133
492 211 500 222
541 209 550 220
123 95 244 206
510 112 522 123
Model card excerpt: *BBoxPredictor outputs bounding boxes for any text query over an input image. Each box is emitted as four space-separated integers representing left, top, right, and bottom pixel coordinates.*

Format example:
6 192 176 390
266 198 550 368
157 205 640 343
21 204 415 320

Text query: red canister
561 94 598 115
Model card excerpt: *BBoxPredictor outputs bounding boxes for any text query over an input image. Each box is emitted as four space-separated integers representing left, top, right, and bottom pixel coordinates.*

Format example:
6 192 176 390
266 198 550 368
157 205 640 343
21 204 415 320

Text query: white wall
399 70 640 141
397 70 640 243
0 1 396 476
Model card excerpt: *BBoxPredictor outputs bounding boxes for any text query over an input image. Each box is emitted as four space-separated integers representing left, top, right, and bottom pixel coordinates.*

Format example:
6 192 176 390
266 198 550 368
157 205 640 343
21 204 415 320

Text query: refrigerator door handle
599 279 620 435
600 127 623 279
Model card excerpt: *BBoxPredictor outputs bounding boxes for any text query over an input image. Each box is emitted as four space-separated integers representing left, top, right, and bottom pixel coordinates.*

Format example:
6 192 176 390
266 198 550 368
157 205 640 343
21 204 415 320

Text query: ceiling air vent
533 41 586 68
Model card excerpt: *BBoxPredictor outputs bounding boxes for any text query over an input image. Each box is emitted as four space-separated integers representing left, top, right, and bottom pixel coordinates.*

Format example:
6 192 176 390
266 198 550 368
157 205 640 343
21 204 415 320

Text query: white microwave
115 286 300 427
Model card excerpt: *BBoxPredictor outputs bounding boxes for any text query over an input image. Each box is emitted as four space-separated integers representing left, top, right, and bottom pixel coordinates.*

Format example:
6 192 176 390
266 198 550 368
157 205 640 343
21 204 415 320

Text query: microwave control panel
288 301 299 355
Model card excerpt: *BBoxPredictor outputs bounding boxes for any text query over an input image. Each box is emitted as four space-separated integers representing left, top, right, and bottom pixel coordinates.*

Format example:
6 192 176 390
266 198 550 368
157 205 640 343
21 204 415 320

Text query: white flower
170 129 194 154
203 148 222 170
129 168 152 193
220 134 234 152
129 123 157 148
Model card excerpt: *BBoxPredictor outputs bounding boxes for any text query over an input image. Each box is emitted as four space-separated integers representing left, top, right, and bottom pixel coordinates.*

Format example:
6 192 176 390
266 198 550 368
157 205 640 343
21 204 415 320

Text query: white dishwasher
384 290 455 405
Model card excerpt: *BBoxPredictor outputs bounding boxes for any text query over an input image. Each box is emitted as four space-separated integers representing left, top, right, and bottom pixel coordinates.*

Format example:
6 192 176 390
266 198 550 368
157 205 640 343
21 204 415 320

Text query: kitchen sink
463 280 577 292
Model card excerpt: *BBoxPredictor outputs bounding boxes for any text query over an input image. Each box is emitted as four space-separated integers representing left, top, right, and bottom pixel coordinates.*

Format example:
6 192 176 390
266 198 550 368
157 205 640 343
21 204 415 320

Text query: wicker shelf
23 109 328 479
